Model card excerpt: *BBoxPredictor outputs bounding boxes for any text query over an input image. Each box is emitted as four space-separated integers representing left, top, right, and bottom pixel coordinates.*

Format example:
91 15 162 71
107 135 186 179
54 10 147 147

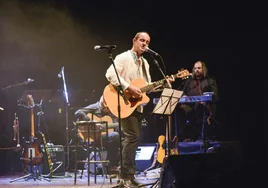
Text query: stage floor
0 172 158 188
0 140 248 188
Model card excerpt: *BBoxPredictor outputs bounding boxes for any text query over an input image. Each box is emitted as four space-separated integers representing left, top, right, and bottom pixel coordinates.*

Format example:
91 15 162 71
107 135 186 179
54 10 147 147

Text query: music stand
153 88 183 155
150 88 182 188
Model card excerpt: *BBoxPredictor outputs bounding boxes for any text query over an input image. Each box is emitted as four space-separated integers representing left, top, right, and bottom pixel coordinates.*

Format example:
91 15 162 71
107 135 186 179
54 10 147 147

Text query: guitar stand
10 155 50 183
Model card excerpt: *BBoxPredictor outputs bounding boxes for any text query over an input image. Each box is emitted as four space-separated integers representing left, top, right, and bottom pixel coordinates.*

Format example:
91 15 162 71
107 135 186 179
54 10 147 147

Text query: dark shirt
181 76 219 116
182 76 218 97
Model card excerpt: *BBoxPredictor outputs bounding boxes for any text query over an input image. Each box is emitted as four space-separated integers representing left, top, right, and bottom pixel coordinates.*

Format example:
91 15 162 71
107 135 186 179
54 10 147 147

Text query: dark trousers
120 111 143 180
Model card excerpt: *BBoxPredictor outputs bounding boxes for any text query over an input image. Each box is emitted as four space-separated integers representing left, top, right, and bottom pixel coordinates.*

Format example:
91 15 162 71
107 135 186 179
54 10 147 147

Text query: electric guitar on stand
169 136 179 155
23 95 43 165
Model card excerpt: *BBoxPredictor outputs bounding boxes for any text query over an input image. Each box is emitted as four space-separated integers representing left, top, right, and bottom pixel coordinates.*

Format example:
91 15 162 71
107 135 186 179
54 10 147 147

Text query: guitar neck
140 79 165 93
27 95 36 139
30 108 35 138
140 72 182 93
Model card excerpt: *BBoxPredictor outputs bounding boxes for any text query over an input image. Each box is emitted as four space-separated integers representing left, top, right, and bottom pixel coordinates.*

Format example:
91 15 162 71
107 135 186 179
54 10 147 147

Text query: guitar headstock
27 95 35 108
175 69 190 80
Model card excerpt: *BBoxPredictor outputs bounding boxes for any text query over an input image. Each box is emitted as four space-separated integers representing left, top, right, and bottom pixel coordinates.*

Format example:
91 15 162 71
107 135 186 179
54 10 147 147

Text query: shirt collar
130 50 142 63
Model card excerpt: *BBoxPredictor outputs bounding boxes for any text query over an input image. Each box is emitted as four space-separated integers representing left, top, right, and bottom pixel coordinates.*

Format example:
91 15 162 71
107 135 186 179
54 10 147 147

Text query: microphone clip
145 47 159 57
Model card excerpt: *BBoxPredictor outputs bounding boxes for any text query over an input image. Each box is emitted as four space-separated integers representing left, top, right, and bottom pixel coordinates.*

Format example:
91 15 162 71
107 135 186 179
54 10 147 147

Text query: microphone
94 45 117 51
27 78 34 83
58 66 64 78
145 47 159 56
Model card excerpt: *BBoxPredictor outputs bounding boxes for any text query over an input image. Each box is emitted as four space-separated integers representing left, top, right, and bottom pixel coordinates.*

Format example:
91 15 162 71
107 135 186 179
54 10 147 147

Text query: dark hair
192 61 208 78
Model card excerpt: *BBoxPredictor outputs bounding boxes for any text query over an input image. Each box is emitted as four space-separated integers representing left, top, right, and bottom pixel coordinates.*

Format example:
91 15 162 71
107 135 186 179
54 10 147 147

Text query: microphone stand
153 56 172 143
152 58 170 88
150 57 173 188
1 79 34 91
58 67 71 176
107 50 127 188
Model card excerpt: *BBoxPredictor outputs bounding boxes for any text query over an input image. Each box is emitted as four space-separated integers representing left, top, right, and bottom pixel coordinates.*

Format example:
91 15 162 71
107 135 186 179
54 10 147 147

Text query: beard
195 71 204 79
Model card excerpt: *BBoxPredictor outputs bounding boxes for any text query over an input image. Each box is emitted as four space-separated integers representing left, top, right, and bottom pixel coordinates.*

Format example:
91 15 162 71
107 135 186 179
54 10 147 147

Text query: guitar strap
141 58 149 83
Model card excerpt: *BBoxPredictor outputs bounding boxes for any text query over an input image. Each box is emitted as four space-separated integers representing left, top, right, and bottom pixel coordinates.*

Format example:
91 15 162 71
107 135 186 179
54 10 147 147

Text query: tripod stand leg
10 173 31 183
38 175 51 182
10 164 52 183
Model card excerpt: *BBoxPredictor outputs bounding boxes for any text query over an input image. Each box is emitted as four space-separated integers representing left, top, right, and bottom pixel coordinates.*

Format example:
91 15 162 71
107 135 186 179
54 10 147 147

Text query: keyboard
153 93 217 105
178 94 216 103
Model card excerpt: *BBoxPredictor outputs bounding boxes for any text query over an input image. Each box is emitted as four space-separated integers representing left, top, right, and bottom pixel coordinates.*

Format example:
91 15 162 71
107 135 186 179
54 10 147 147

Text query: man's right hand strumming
127 85 142 98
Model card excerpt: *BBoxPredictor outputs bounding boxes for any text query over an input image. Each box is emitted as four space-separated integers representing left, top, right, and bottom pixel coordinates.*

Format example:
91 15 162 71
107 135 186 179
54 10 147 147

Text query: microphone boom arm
2 78 34 91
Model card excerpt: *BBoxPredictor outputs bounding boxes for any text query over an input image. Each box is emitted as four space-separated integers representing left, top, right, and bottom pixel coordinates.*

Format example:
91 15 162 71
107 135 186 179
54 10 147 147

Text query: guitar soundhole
129 97 141 107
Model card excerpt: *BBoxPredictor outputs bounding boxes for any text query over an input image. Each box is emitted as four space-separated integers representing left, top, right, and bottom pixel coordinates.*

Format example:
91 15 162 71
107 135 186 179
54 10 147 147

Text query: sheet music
153 88 183 115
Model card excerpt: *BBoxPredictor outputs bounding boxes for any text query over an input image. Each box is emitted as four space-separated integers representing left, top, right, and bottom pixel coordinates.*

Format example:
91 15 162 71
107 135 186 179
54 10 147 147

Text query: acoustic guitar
143 119 180 174
103 69 190 118
23 95 43 165
156 135 166 164
144 134 178 173
77 114 118 142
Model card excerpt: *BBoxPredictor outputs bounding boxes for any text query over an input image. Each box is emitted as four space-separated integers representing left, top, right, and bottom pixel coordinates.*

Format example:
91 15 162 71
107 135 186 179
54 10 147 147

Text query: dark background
0 0 265 176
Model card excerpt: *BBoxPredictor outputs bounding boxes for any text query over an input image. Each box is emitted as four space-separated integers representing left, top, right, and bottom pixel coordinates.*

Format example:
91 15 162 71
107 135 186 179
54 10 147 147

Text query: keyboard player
177 61 219 142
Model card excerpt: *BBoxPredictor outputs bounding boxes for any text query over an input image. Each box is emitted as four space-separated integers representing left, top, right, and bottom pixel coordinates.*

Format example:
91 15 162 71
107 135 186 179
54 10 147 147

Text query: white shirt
105 50 152 113
106 50 152 89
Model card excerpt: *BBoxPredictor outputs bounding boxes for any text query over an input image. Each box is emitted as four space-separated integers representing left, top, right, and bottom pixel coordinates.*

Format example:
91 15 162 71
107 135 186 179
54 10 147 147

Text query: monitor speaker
135 143 157 172
42 145 65 176
159 142 242 188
